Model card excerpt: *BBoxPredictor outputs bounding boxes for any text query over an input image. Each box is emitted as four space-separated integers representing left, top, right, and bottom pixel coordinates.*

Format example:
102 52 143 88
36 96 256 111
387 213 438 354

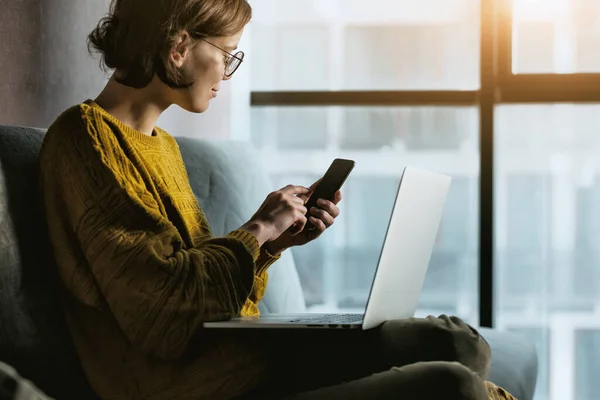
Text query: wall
0 0 247 139
0 0 42 126
39 0 108 127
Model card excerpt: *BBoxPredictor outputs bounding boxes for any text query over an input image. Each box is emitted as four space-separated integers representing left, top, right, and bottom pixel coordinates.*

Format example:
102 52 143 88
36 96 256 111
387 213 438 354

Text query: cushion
0 125 97 399
480 327 539 400
0 361 54 400
174 137 308 314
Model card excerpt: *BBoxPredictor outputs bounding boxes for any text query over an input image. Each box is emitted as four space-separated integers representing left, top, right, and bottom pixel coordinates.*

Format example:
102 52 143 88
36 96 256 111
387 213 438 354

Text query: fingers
280 184 311 196
284 195 309 236
304 195 342 238
309 206 335 227
269 190 308 212
297 182 319 203
294 212 307 233
308 216 327 233
315 198 340 219
264 185 341 240
297 191 312 203
291 197 308 217
333 190 343 205
289 195 307 209
288 212 307 236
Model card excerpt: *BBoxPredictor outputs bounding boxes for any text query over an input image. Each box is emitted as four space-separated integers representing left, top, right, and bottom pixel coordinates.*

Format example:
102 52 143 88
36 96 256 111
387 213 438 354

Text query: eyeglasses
193 35 245 77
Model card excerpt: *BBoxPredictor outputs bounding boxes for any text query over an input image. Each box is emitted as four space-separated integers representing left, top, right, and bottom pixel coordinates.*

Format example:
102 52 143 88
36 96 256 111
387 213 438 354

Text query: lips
211 89 218 98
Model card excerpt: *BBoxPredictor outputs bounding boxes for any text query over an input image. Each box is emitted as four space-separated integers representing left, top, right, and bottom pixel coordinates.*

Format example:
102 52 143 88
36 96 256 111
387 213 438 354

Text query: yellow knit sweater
39 100 279 400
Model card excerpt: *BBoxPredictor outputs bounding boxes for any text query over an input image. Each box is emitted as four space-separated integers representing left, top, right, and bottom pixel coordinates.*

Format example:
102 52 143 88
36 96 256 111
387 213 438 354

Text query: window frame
248 0 600 328
495 0 600 101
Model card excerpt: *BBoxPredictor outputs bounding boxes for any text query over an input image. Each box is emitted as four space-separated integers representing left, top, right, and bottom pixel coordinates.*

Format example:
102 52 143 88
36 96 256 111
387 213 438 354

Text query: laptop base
202 313 364 329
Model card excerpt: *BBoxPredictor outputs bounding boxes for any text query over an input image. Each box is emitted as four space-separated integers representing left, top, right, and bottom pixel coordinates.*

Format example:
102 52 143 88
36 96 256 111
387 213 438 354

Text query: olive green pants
245 315 516 399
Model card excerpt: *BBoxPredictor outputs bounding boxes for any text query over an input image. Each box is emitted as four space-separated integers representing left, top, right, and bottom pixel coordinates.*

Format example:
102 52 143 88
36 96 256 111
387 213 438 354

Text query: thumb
281 184 311 196
298 178 321 202
309 178 322 191
297 190 313 203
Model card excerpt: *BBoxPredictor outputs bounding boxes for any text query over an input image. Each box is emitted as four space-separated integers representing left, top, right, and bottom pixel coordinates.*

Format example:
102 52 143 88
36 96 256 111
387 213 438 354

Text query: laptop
203 166 452 330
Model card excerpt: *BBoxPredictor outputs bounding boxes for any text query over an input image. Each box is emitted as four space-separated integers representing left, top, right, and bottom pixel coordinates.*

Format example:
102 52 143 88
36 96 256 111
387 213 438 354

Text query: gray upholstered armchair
0 125 537 400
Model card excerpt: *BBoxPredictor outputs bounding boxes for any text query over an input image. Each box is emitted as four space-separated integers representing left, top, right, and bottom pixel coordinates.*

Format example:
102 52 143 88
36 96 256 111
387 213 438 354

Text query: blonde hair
88 0 251 88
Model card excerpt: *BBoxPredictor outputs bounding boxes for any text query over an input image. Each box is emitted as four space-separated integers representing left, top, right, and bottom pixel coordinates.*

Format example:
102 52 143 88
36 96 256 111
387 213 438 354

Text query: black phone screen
303 158 355 229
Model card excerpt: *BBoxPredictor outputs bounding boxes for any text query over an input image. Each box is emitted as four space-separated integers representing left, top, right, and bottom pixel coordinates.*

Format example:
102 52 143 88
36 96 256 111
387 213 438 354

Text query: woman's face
170 30 244 113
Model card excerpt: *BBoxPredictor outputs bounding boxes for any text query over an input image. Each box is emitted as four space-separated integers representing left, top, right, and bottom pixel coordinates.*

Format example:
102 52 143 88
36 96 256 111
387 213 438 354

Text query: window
249 1 600 399
249 0 480 90
576 329 600 400
497 173 551 298
496 105 600 399
512 0 600 73
251 106 479 318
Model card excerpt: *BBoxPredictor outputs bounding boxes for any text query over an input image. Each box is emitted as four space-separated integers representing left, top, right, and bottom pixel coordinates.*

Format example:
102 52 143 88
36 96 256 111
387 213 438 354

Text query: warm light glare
513 0 571 21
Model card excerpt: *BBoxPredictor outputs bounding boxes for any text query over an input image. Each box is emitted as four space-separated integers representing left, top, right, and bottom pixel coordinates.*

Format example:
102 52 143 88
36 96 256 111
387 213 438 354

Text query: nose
222 74 232 81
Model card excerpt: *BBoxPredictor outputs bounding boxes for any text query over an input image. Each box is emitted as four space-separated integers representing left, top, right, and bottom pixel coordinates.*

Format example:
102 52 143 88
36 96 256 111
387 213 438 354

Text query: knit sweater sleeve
241 249 280 316
41 122 275 360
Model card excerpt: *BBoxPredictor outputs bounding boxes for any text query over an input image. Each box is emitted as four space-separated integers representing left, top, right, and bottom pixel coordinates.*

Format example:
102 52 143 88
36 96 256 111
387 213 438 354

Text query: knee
392 362 489 400
378 315 491 378
430 362 489 400
434 315 491 378
385 314 491 377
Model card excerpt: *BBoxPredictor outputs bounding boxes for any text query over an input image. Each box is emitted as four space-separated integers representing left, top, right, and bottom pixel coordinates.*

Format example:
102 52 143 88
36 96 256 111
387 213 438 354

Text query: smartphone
303 158 355 231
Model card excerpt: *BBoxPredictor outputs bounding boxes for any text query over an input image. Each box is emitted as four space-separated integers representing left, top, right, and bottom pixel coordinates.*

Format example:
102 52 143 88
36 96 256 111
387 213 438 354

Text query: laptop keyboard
291 314 363 324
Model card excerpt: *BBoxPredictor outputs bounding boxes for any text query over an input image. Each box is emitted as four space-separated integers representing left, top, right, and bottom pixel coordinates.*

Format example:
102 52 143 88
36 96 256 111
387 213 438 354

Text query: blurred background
3 0 600 399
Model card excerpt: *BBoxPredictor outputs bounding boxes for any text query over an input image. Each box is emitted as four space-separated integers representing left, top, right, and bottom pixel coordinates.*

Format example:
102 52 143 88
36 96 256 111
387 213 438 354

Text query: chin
180 101 209 114
193 103 210 113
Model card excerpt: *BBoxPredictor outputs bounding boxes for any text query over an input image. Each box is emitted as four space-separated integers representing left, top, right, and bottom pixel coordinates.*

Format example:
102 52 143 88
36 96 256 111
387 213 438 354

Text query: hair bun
87 16 119 69
86 0 252 89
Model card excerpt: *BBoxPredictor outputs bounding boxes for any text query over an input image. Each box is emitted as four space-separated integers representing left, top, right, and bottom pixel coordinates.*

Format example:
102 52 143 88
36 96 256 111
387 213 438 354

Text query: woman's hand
266 182 343 255
240 185 311 246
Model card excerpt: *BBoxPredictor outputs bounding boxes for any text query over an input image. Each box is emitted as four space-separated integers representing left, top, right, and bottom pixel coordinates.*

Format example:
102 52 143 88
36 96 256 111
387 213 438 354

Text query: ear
169 31 192 68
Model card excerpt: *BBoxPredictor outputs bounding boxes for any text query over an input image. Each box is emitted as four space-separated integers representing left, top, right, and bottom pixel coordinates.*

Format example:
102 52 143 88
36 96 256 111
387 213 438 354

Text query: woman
38 0 515 399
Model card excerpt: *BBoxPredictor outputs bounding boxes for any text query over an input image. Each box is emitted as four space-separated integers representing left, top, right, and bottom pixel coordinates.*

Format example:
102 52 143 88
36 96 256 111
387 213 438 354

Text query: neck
94 74 171 136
